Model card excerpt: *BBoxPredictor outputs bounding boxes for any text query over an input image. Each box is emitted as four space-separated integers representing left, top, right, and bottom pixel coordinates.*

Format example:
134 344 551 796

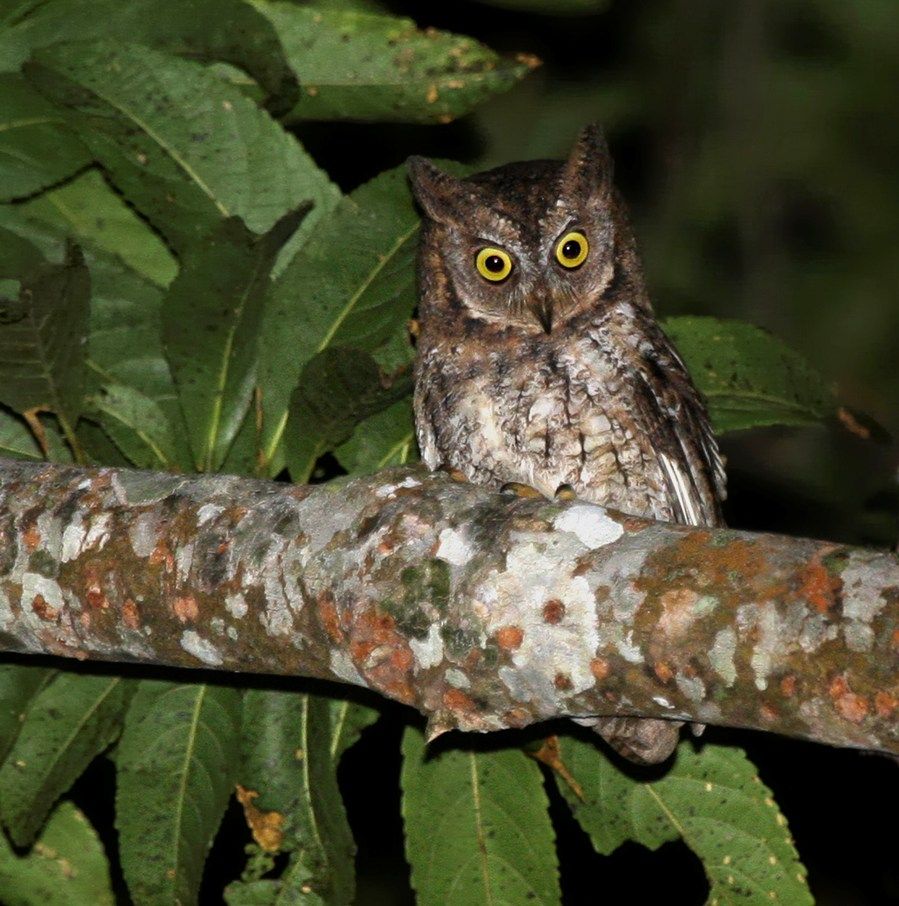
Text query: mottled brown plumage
408 125 726 763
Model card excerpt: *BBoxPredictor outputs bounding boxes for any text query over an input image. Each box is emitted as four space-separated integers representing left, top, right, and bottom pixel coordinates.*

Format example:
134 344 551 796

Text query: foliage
0 0 871 903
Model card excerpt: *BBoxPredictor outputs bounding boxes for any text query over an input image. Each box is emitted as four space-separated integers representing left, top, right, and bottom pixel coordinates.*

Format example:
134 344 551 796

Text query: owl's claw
438 464 468 483
500 481 544 499
554 483 577 501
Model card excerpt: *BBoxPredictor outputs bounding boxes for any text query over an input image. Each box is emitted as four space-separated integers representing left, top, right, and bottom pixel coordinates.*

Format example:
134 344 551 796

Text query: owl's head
408 124 642 335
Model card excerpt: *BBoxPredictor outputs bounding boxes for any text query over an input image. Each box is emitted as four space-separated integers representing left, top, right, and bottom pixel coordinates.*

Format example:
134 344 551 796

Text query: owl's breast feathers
414 303 725 527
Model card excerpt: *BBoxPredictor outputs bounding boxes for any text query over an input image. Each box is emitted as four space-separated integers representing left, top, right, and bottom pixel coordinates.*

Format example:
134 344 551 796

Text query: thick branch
0 458 896 754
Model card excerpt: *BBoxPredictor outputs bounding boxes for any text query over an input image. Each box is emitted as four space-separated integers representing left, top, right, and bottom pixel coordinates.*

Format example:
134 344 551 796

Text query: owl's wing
629 322 726 528
413 379 441 470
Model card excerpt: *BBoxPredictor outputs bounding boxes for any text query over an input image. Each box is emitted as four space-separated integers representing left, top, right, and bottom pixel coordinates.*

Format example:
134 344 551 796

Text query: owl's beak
529 299 554 334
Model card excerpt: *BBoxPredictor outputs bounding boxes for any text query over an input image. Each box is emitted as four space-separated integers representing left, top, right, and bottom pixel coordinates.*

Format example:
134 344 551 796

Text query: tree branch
0 458 896 754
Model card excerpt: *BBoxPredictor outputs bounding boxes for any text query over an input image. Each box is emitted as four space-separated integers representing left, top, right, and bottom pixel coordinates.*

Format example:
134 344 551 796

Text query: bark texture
0 458 896 754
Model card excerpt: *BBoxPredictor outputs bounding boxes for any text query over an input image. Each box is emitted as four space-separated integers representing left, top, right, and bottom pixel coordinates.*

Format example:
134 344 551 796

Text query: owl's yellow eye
475 247 513 282
555 231 589 268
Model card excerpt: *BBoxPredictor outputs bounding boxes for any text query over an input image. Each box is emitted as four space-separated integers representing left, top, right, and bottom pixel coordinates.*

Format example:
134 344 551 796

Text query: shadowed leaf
0 664 56 765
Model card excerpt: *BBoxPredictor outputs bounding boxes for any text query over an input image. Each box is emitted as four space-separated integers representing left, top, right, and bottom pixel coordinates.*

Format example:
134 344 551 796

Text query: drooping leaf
556 737 813 905
239 690 355 902
259 165 421 473
328 698 380 763
21 169 178 288
0 800 115 906
663 316 834 433
285 347 412 483
0 73 90 202
163 210 306 472
25 41 339 256
402 728 561 906
86 383 181 470
0 406 42 459
116 681 242 906
0 673 131 847
0 237 90 435
225 856 326 906
250 3 538 124
334 398 416 475
0 663 55 765
0 0 298 109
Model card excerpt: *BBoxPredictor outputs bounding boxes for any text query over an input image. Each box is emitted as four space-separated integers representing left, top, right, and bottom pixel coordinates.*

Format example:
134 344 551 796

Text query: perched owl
408 124 726 764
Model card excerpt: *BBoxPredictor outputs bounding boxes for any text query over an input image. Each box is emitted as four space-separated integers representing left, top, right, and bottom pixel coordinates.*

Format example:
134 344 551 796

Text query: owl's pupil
485 255 505 273
562 239 581 259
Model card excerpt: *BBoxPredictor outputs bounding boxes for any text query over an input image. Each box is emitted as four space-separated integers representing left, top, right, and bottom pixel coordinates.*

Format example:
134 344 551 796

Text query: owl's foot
554 483 577 501
438 464 468 483
500 481 544 499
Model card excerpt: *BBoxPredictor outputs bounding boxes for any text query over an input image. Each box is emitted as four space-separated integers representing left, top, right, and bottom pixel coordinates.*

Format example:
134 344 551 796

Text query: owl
408 124 726 764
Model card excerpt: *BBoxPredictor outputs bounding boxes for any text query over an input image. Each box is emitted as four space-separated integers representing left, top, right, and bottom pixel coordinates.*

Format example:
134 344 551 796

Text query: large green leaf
557 737 813 905
663 316 834 433
285 347 412 483
0 663 55 764
259 166 419 473
21 169 178 288
0 0 298 108
0 236 89 441
116 681 242 906
402 728 561 906
163 211 305 472
0 800 114 906
239 690 355 902
0 73 90 202
250 3 537 124
0 673 130 847
25 40 339 256
334 398 416 475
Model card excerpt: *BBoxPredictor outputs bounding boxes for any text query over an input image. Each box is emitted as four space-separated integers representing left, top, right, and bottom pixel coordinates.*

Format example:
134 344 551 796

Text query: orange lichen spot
31 594 58 622
496 625 524 650
829 675 869 723
122 598 140 630
590 657 610 681
760 703 779 722
443 687 475 714
874 691 897 717
235 785 284 852
173 595 199 623
85 572 107 609
798 559 840 614
149 539 174 572
891 628 899 652
23 524 40 551
654 661 674 683
391 646 413 671
779 675 797 697
554 672 573 692
658 587 700 635
317 591 343 644
542 599 565 624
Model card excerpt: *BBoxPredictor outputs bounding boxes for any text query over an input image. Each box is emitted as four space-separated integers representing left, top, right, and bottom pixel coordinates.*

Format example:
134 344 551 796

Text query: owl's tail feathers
574 715 683 765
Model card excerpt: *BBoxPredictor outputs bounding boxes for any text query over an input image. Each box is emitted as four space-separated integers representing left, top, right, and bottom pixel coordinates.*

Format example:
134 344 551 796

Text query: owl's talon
554 483 577 501
439 464 468 483
500 481 543 499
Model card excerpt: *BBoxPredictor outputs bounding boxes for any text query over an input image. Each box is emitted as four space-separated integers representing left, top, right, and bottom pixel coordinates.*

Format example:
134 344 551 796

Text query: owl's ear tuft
559 123 613 209
407 156 471 226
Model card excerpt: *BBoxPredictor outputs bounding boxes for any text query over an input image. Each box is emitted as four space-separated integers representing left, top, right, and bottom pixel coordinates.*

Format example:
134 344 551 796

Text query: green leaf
334 398 416 475
0 405 42 460
0 663 55 765
0 0 298 109
0 800 115 906
557 738 813 905
0 673 130 847
87 383 181 470
250 3 538 124
285 347 412 483
0 73 90 202
401 728 561 906
225 857 326 906
116 681 242 906
239 690 355 902
259 166 420 473
20 169 178 288
25 41 339 256
163 210 306 472
328 698 380 763
663 316 834 433
0 238 89 434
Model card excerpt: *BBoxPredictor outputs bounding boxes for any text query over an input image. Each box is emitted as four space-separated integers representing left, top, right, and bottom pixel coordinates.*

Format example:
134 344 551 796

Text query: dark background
69 1 899 902
296 1 899 903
